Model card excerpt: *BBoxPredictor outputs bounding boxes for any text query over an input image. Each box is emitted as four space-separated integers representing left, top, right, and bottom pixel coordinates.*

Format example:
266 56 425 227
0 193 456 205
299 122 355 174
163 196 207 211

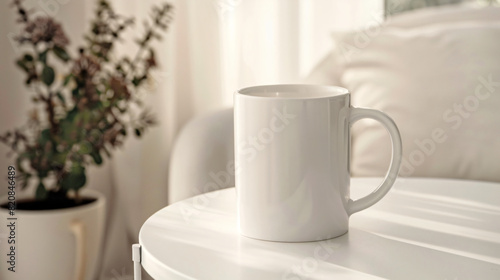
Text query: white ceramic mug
234 84 402 242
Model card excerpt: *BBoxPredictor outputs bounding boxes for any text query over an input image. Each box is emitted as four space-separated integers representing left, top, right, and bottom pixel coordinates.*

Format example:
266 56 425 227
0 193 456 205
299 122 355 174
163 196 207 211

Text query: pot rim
0 189 105 216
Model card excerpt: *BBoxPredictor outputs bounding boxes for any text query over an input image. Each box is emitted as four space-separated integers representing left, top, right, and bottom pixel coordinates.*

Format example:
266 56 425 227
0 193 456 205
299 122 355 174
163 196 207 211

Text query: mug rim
236 84 349 100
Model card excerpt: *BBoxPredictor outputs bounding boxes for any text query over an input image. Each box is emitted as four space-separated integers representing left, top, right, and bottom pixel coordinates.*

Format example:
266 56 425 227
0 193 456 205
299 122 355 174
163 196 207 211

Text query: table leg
132 244 142 280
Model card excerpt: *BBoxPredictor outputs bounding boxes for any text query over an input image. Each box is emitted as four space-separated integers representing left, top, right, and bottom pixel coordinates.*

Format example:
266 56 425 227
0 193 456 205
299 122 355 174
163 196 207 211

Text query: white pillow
304 7 500 97
332 22 500 182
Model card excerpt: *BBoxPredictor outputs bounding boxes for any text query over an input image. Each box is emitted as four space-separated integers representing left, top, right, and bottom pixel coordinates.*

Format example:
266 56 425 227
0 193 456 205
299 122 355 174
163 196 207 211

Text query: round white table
138 178 500 279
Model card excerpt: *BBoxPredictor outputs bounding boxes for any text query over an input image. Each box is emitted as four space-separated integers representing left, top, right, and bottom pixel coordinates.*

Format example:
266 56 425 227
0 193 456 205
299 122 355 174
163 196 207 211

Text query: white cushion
305 6 500 87
331 21 500 182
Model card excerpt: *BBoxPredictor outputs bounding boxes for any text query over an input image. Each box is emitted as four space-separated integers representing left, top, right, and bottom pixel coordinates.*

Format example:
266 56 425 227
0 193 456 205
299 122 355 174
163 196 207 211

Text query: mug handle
347 107 403 216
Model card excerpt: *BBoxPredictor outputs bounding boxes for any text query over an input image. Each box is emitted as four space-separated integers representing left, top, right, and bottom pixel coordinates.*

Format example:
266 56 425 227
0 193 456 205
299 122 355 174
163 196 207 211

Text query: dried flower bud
72 54 101 79
24 17 69 47
110 76 130 99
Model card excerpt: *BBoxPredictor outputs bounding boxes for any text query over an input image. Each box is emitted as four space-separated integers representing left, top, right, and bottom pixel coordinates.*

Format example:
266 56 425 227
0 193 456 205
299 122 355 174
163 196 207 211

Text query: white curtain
0 0 382 279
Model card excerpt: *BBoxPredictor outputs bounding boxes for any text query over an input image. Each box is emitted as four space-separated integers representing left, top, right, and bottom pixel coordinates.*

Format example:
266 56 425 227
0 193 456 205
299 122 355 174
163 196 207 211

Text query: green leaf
70 163 84 174
52 152 67 166
134 128 142 137
53 46 70 62
41 65 55 86
72 88 79 97
73 112 82 127
66 107 78 121
23 54 34 61
16 59 29 72
59 120 74 144
63 74 73 86
39 129 51 145
35 182 48 200
56 91 66 105
79 141 92 154
61 166 86 191
38 169 49 178
39 50 48 64
132 77 142 86
82 110 91 123
90 151 103 165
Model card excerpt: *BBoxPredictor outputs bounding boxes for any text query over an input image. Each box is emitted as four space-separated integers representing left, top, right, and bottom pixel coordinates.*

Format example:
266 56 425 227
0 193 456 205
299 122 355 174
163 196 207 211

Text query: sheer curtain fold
109 2 382 279
0 1 381 279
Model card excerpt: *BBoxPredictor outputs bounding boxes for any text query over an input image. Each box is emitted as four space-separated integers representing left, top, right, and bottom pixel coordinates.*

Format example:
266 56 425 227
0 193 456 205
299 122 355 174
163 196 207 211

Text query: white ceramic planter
0 189 105 280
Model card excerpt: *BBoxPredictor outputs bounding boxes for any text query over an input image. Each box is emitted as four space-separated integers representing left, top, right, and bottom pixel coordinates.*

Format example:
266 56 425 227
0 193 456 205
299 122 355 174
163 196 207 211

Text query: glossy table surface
139 178 500 279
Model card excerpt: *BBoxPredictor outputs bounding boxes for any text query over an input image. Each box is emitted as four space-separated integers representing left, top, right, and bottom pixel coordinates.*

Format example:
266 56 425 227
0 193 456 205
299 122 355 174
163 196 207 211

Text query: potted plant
0 1 172 279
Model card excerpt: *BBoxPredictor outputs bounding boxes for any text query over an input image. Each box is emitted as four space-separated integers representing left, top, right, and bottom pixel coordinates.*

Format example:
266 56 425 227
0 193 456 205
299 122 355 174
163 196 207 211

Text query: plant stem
31 44 59 135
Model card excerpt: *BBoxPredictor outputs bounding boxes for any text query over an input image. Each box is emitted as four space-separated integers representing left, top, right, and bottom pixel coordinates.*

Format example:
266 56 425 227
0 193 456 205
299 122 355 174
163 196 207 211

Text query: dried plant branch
2 0 173 203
